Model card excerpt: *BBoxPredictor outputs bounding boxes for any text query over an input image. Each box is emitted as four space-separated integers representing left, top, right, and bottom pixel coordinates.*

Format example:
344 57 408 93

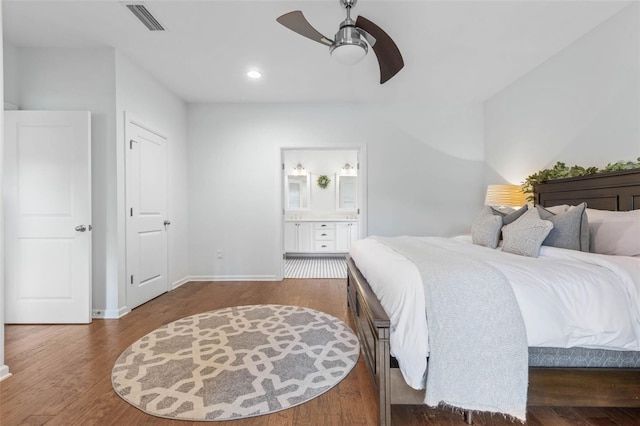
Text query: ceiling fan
276 0 404 84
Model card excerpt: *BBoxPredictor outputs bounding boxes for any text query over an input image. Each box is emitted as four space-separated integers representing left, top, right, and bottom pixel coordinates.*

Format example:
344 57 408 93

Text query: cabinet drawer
314 241 335 251
314 222 335 230
314 229 334 241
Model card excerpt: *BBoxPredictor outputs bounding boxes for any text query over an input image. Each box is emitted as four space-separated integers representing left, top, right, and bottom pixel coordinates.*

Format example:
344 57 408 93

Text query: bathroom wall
284 149 359 217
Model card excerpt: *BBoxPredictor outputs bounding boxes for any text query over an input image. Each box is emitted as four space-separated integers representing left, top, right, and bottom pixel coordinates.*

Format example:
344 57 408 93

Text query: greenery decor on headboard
317 175 331 189
522 157 640 201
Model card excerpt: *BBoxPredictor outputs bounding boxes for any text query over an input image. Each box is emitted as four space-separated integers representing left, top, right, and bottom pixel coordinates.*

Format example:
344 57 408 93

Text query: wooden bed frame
346 168 640 425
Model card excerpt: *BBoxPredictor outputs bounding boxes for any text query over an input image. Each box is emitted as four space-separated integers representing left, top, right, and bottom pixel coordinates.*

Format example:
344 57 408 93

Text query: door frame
277 145 367 280
123 112 170 311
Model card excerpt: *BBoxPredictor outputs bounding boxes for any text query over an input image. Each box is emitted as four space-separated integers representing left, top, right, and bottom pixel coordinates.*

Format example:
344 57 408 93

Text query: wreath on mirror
317 175 331 189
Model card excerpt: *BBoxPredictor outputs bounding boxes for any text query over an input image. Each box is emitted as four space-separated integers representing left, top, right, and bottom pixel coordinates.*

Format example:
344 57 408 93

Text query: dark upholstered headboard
534 168 640 211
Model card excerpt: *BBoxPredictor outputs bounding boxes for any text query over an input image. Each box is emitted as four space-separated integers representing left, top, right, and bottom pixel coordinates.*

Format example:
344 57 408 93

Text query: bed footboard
346 255 392 426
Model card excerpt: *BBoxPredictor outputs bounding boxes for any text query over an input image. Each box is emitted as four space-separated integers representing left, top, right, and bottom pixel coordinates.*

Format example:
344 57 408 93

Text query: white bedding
349 236 640 390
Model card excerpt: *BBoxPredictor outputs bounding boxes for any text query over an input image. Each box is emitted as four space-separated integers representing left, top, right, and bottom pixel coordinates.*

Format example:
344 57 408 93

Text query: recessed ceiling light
247 70 262 79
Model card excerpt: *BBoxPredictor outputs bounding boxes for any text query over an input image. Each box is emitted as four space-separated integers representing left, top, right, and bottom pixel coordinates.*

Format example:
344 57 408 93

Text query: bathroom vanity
284 219 359 254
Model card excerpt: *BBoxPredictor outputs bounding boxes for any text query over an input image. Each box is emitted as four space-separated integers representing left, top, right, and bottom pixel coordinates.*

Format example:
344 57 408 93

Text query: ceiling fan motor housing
331 23 368 52
330 0 368 64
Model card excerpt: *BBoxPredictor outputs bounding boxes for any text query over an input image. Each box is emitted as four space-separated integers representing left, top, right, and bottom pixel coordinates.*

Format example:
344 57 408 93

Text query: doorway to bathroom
281 147 364 279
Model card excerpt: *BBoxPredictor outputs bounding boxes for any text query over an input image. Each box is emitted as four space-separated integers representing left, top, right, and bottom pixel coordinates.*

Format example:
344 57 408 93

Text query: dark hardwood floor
1 279 639 425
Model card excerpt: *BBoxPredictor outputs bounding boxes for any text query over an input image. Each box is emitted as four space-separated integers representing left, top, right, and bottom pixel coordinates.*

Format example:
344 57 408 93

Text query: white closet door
126 119 168 310
4 111 92 324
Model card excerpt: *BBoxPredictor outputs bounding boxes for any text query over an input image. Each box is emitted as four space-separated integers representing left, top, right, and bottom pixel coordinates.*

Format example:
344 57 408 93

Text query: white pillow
586 208 640 256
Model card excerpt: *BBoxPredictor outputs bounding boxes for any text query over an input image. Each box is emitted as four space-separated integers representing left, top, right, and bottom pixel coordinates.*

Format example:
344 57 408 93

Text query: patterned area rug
111 305 360 421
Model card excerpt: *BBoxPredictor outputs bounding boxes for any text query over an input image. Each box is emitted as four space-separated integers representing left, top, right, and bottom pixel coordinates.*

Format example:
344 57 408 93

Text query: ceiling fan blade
277 11 334 47
355 15 404 84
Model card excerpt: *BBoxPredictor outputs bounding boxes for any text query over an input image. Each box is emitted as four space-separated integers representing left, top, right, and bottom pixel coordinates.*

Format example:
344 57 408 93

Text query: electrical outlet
216 250 223 259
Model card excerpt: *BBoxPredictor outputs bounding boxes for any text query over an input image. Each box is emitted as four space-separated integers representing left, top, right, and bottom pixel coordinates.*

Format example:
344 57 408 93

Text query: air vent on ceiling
125 4 165 31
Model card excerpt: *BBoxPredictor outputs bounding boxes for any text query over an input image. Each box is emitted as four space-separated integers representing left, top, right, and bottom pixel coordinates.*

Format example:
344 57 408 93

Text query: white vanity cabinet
285 220 358 254
336 222 359 252
313 222 335 252
284 222 313 253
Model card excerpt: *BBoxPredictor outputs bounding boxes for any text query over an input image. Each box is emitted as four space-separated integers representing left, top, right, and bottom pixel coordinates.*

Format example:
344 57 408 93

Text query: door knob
75 225 87 232
164 220 171 226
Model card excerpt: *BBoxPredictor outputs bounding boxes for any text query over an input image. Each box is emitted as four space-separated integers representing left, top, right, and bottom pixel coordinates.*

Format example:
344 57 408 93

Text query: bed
346 168 640 425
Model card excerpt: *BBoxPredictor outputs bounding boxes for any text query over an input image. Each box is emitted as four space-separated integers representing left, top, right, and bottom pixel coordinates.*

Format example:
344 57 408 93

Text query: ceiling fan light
331 43 367 65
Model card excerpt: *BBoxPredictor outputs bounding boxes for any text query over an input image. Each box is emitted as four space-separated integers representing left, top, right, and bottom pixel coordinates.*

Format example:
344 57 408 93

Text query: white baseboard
91 276 276 320
187 275 278 282
0 365 11 382
171 276 191 290
92 306 130 319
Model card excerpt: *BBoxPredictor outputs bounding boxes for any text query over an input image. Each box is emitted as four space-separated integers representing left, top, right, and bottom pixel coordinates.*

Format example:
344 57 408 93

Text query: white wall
10 47 119 317
3 42 17 108
484 3 640 185
114 52 189 303
0 1 10 382
4 47 189 317
187 103 485 279
284 149 358 215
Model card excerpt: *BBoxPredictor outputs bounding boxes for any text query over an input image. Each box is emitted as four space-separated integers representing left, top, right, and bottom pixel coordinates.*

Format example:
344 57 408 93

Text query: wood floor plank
2 280 640 425
529 406 588 426
15 415 54 426
620 407 640 421
266 409 294 426
604 408 640 426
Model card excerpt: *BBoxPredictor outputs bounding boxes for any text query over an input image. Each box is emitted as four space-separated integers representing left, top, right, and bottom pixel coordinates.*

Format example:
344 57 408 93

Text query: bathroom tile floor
284 256 347 279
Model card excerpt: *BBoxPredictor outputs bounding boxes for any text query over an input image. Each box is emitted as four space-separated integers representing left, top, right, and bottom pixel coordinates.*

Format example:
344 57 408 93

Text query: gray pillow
492 204 528 226
471 206 503 249
536 203 589 251
502 208 554 257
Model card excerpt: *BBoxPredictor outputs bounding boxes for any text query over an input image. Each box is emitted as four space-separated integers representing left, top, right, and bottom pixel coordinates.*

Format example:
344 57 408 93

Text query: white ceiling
3 0 632 104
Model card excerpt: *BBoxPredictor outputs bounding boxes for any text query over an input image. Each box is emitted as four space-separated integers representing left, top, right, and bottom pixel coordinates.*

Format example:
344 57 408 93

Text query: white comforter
349 236 640 390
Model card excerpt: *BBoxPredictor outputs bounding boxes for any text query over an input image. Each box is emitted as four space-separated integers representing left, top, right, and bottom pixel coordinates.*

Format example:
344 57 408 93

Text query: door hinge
130 275 134 284
357 163 360 170
357 208 360 214
130 207 133 217
282 163 285 170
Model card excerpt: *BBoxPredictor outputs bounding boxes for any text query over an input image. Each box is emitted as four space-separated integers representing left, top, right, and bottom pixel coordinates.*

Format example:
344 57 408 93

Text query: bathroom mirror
285 173 310 210
335 175 357 211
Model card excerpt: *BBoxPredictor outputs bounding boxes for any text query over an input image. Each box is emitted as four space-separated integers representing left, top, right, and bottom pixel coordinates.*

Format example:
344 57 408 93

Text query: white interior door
4 111 92 324
126 119 168 310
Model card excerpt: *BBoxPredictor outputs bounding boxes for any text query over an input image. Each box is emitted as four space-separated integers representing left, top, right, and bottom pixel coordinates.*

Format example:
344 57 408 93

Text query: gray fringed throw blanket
375 236 528 421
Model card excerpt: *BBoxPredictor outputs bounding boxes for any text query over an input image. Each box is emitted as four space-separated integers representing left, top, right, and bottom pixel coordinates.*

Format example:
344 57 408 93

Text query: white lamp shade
485 184 526 207
331 44 367 65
